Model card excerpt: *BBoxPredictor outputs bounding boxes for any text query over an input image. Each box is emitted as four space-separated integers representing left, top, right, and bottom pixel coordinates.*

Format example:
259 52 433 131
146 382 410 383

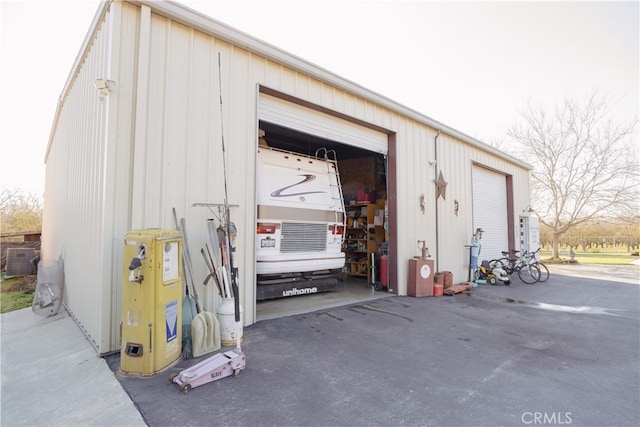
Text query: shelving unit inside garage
339 155 387 283
343 203 385 281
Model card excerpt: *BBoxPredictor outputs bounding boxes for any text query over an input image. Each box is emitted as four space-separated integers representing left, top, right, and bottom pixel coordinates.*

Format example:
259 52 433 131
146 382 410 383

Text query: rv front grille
280 222 327 253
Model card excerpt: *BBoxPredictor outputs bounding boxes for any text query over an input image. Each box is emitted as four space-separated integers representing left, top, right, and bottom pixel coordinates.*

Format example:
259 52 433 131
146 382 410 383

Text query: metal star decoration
435 170 448 200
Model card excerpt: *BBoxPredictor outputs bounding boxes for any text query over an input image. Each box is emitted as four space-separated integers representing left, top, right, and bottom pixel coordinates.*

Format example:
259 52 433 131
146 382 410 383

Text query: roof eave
46 0 533 171
135 1 533 170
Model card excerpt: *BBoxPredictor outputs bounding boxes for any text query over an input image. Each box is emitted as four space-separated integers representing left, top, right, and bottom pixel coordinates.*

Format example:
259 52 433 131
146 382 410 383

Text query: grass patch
1 274 36 314
541 251 638 265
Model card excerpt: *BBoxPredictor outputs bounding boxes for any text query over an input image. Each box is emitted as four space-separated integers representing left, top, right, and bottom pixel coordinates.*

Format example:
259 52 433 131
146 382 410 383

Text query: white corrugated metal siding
432 134 531 281
43 1 138 352
43 0 531 353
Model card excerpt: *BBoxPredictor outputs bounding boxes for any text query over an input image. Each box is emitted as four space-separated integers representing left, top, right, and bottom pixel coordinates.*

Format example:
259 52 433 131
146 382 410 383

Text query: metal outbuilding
43 0 532 354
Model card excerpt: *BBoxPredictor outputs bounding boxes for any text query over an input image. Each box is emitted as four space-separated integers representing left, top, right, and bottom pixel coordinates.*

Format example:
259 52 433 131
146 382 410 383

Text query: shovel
182 217 221 357
173 209 197 356
173 209 220 358
181 285 197 358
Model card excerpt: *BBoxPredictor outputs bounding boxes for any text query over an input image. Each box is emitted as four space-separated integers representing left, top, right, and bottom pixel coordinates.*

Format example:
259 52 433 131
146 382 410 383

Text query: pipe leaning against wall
434 129 441 272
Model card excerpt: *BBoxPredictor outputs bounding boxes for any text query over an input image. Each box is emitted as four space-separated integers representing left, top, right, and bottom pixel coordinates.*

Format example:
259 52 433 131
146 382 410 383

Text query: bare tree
508 93 639 259
0 187 43 234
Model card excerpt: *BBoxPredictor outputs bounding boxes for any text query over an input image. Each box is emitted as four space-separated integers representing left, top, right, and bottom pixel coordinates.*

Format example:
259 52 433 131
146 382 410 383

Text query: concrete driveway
107 264 639 427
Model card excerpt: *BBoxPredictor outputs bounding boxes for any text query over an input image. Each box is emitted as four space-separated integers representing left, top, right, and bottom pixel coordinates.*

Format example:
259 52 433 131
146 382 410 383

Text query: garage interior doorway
256 121 390 321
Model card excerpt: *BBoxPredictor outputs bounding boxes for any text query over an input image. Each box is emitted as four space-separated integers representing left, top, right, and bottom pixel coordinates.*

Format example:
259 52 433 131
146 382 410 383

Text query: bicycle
524 248 549 282
490 250 541 284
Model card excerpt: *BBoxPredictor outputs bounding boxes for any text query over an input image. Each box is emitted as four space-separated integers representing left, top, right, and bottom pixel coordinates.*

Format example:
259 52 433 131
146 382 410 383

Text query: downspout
434 129 441 272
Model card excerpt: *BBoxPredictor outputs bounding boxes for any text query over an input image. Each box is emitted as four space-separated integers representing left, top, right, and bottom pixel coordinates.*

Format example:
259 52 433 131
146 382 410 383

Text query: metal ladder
315 148 345 223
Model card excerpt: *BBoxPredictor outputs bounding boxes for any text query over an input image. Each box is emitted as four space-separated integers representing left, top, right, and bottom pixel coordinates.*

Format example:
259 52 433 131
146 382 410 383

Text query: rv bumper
255 253 345 275
256 269 342 300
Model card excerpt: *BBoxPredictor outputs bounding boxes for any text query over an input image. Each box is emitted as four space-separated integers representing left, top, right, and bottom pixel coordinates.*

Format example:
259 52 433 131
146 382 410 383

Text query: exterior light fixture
94 78 116 98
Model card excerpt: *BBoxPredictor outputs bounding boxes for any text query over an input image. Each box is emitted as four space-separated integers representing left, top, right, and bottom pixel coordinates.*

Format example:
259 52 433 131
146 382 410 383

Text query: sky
1 0 638 199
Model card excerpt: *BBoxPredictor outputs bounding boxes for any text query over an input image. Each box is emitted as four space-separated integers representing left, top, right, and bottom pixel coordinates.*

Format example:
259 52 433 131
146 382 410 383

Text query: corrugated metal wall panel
101 2 142 351
42 2 138 353
391 120 438 292
43 21 107 351
432 135 531 282
44 1 531 349
126 15 258 318
434 135 467 275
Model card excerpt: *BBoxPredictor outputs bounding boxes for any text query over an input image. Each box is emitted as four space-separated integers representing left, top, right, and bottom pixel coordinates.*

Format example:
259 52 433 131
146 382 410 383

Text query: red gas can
379 255 388 287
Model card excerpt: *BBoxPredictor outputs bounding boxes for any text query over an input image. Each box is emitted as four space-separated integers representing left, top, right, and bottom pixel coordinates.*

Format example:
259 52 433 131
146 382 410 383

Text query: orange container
433 284 443 297
434 273 444 285
379 255 388 287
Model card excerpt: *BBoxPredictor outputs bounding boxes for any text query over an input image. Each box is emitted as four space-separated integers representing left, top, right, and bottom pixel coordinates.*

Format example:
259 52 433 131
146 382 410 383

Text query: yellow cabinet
120 229 182 376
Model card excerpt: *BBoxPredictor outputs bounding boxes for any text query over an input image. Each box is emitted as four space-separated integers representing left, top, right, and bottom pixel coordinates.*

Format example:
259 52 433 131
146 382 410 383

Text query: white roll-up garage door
258 93 388 153
472 166 509 261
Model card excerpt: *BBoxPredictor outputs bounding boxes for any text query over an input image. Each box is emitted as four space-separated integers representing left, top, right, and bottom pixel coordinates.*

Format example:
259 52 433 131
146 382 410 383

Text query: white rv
255 146 346 300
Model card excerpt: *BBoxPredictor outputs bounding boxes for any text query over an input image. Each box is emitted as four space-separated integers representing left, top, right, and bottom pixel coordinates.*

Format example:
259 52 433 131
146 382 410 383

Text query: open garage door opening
256 120 390 320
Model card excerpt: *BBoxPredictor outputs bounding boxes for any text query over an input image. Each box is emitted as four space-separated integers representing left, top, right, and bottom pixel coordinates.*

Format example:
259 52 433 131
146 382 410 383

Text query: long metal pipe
434 129 441 272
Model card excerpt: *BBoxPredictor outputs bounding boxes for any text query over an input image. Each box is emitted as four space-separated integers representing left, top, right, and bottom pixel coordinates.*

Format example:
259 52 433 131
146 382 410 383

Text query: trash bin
32 258 64 317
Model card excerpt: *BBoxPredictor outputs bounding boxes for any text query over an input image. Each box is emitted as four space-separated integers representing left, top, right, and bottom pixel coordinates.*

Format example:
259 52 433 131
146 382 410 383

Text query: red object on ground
443 282 473 296
434 273 443 285
379 255 388 287
433 284 444 297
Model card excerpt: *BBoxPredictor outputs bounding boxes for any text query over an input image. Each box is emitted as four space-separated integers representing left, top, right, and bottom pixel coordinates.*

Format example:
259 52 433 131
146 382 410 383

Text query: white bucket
216 298 243 346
